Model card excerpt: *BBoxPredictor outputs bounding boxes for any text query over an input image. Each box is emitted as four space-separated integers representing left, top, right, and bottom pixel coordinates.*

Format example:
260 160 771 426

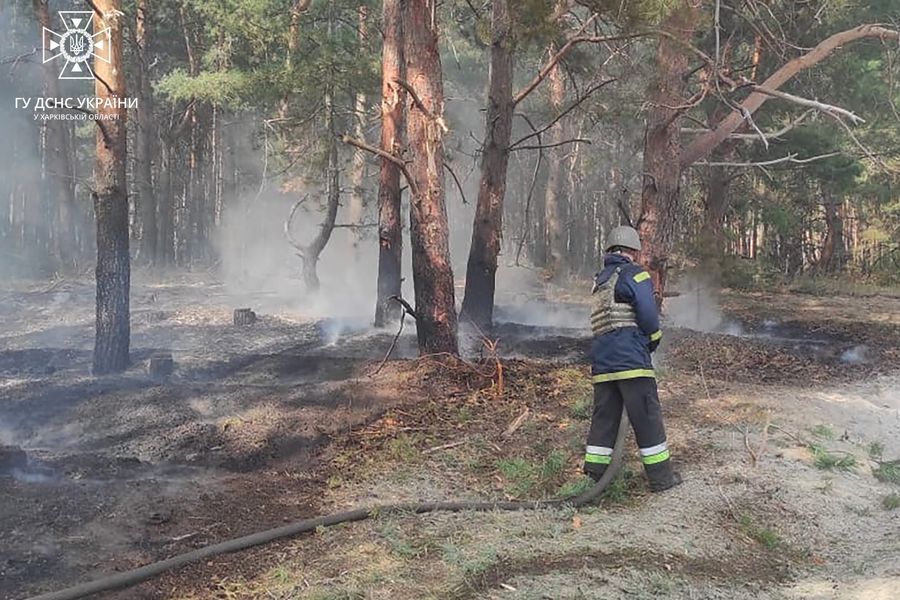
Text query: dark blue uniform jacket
590 253 662 382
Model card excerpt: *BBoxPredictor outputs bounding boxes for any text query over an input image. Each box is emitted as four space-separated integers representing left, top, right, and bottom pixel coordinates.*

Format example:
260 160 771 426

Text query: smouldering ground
1 276 899 600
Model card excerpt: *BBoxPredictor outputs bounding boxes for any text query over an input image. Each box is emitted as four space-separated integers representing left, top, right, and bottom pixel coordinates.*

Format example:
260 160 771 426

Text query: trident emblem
42 11 111 80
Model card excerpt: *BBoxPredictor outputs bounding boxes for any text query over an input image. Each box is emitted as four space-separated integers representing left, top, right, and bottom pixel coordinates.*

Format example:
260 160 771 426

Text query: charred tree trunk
374 0 405 327
459 0 513 331
637 2 696 302
134 0 157 265
543 41 568 281
33 0 76 273
348 4 369 251
92 0 130 375
402 0 458 355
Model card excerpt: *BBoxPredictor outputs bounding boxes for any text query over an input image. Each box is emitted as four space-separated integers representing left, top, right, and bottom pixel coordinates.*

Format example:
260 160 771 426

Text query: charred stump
233 308 257 325
147 353 175 378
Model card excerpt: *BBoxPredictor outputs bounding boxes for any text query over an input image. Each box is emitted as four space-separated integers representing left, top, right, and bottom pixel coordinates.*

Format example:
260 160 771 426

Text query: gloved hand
649 338 660 353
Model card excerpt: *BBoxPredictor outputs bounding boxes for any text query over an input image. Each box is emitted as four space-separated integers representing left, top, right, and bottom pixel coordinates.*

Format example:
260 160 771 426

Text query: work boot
584 464 607 483
645 460 683 492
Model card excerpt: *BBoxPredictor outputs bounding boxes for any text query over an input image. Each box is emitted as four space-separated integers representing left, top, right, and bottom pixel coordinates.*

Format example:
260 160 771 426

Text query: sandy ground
1 274 899 599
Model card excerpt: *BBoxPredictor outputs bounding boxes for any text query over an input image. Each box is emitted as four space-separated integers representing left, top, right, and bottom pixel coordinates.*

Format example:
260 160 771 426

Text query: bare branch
513 28 645 105
695 151 842 167
681 24 900 167
509 78 615 149
341 134 418 196
682 109 813 140
284 195 310 257
753 86 865 124
444 162 469 205
510 138 592 152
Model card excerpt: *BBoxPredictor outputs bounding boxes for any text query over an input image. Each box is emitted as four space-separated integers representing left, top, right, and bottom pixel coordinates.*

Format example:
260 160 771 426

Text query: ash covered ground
1 273 899 599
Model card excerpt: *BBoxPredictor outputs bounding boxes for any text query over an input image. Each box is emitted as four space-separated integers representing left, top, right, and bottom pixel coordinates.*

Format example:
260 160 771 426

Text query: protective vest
590 267 638 336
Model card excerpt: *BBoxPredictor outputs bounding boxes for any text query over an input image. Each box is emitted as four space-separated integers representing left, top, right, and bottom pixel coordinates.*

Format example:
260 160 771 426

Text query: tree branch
510 138 592 152
682 109 813 140
393 78 434 120
681 24 900 168
752 86 865 124
512 26 644 106
695 151 842 167
341 134 418 196
284 195 309 258
509 78 615 149
443 162 468 205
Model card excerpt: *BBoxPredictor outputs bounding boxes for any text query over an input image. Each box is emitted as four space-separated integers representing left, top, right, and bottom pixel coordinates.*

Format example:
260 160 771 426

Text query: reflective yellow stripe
650 330 662 342
591 369 655 383
585 453 612 465
642 449 670 465
633 271 651 283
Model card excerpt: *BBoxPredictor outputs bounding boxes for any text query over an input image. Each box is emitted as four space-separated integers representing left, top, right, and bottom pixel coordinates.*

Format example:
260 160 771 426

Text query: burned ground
1 279 899 599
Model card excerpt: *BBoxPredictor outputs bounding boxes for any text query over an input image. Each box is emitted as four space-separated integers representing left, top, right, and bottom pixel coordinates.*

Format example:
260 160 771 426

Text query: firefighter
583 225 682 492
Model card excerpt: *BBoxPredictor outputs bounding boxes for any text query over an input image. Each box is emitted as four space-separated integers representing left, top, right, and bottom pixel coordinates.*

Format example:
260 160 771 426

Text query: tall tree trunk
821 193 845 273
637 2 697 302
700 160 731 263
699 103 736 268
134 0 157 265
459 0 513 331
402 0 458 355
286 12 341 293
92 0 130 375
157 141 175 266
374 0 405 327
543 40 568 281
348 4 369 251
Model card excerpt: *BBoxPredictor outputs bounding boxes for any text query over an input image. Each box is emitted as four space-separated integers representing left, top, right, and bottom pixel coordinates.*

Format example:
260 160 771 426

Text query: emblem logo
42 11 111 80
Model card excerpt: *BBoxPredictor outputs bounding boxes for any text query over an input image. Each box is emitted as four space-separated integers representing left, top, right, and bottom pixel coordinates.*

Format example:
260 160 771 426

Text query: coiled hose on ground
27 413 629 600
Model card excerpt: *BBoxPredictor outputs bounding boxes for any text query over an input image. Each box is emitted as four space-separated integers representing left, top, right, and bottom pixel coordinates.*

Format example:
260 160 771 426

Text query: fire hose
27 413 629 600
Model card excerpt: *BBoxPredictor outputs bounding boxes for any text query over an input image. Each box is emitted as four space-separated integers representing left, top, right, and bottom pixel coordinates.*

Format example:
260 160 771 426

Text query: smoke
664 271 727 332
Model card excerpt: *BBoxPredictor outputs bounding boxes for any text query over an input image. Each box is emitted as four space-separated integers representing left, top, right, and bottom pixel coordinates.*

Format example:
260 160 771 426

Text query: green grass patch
809 424 835 440
557 476 594 499
882 493 900 510
570 394 593 420
738 513 783 551
386 433 421 462
809 444 857 471
874 460 900 486
601 467 641 504
378 520 422 559
868 442 885 460
440 542 499 579
496 450 570 498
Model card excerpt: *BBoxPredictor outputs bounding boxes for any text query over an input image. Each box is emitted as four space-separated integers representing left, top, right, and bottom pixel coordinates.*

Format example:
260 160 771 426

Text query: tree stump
233 308 257 325
0 445 27 472
148 353 175 378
